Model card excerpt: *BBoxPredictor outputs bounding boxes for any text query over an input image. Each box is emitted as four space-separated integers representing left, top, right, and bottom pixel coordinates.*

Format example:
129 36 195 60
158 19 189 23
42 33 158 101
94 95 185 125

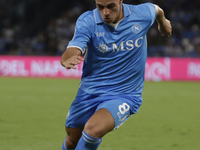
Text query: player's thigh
96 98 134 130
84 97 136 138
84 108 115 138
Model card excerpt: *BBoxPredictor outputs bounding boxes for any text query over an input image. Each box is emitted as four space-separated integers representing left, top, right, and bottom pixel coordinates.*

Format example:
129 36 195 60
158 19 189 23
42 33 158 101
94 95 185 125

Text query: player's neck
119 5 124 22
108 5 124 28
108 18 123 29
113 5 124 24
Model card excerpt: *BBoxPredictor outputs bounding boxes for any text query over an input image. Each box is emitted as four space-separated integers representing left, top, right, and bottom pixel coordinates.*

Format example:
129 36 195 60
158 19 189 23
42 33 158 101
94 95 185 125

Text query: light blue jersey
67 3 157 96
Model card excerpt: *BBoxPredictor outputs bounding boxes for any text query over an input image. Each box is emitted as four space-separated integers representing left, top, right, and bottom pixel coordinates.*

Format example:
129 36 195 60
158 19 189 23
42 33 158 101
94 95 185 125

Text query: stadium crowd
0 0 200 57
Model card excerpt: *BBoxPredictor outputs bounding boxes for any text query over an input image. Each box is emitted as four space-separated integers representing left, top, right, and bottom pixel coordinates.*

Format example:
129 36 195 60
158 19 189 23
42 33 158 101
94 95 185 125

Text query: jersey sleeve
138 3 157 27
146 3 157 26
67 11 92 55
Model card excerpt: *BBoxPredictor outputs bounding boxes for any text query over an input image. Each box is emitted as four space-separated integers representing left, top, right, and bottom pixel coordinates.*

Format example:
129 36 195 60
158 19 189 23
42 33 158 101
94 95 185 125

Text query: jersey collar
93 3 131 24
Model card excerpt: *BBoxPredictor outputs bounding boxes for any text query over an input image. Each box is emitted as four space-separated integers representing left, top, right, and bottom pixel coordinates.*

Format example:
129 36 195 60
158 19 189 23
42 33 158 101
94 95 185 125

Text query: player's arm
60 47 84 69
154 4 172 37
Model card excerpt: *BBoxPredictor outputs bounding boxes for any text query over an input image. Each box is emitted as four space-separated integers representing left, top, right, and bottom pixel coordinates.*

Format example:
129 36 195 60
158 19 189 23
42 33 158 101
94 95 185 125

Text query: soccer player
60 0 172 149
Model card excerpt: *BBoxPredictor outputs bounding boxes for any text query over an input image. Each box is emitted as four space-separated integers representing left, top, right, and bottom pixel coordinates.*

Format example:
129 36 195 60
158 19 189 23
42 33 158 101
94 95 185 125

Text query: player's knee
84 122 103 138
66 136 78 148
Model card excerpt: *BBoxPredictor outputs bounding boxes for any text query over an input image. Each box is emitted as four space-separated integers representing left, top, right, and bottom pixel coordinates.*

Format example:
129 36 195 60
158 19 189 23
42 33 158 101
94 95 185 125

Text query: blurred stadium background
0 0 200 57
0 0 200 150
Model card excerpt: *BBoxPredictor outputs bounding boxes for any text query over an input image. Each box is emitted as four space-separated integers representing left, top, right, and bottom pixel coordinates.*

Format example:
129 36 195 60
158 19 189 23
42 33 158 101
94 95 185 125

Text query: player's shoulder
126 2 155 12
126 3 156 20
77 10 95 23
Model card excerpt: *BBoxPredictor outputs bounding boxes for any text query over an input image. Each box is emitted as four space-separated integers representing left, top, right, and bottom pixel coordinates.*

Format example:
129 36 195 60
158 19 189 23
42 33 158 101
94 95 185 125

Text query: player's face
95 0 123 24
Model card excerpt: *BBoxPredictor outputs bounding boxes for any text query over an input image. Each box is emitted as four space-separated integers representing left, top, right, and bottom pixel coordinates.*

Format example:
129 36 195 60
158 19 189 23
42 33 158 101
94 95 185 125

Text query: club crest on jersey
96 42 110 53
132 24 142 33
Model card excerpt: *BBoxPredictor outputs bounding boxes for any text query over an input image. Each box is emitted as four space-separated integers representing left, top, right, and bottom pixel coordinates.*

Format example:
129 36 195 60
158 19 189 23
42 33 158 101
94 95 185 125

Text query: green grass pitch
0 77 200 150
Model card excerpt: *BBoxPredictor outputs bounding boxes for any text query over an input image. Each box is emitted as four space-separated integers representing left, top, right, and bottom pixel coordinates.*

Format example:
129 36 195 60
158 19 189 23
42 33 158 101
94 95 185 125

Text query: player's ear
119 0 123 4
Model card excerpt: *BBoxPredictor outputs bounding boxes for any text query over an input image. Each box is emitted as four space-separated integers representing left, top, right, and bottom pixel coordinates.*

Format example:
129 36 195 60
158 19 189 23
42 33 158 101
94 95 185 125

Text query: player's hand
62 51 84 69
158 18 172 37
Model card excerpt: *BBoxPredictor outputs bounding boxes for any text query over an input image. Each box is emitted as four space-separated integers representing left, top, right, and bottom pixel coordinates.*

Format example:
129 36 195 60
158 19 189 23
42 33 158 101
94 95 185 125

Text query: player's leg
62 126 83 150
84 108 115 138
75 95 142 150
61 88 99 150
75 108 115 150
